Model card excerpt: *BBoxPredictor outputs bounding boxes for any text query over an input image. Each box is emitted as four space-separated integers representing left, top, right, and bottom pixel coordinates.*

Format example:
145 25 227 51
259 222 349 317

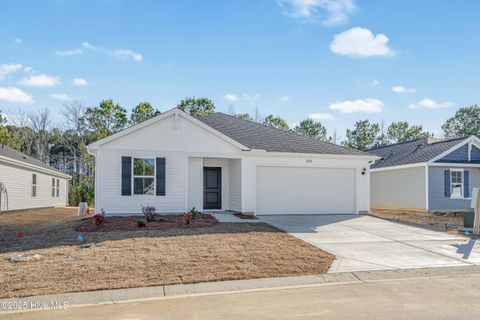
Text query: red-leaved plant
183 212 193 225
92 214 105 229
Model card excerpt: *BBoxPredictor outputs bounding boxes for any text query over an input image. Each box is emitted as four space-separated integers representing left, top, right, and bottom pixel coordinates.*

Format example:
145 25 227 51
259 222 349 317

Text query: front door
203 167 221 210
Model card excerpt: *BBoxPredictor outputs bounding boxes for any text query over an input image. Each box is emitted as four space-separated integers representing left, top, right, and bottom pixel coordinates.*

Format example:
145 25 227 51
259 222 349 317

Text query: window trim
32 174 37 197
51 178 56 197
450 168 464 199
132 157 156 196
56 178 60 197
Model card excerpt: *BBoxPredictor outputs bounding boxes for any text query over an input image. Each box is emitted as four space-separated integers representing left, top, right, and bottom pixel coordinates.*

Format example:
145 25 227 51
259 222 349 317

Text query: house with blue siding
368 136 480 212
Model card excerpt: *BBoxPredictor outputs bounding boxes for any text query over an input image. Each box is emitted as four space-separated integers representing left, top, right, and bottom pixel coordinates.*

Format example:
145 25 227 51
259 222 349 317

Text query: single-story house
368 136 480 212
87 108 377 216
0 144 71 212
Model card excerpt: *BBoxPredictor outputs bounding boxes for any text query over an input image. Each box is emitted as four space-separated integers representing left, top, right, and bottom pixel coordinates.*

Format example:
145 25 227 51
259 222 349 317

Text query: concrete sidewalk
1 265 480 315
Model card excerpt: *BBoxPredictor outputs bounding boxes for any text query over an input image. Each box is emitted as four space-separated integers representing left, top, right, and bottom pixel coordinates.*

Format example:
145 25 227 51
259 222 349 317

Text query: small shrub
183 212 193 225
137 219 147 228
141 205 156 222
92 214 105 229
190 207 199 219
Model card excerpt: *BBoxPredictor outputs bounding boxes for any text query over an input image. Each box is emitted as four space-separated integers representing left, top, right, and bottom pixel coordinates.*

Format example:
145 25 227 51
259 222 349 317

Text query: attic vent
22 156 26 159
412 144 422 153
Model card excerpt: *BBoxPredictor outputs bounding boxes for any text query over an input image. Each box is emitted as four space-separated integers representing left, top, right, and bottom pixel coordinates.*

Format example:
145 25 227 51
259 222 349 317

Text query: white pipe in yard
472 188 480 236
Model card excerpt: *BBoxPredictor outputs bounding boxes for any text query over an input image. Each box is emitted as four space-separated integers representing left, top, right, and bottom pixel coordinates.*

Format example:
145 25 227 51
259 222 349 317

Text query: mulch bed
233 212 258 220
76 213 218 232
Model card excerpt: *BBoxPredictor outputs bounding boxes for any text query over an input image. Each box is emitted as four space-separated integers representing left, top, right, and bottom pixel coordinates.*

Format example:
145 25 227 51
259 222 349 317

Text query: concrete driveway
258 215 480 273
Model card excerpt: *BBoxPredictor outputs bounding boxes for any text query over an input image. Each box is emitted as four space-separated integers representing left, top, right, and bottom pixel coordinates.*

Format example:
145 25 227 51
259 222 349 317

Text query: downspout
425 164 429 212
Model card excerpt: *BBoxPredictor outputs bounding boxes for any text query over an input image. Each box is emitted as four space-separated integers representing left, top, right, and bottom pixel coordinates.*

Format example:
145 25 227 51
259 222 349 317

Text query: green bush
137 219 147 228
69 178 94 206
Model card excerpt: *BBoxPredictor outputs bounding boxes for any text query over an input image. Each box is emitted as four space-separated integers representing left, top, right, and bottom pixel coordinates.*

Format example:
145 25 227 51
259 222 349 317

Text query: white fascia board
87 108 250 152
245 149 379 161
428 136 480 163
370 162 427 172
429 162 480 168
0 156 72 179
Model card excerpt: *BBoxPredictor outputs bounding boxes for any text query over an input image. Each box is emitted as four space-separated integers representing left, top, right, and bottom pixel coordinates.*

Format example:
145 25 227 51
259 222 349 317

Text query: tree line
0 97 478 205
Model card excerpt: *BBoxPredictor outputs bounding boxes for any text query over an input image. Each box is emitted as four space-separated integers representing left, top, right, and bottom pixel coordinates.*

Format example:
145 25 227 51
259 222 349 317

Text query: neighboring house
87 108 377 216
0 145 71 212
368 136 480 212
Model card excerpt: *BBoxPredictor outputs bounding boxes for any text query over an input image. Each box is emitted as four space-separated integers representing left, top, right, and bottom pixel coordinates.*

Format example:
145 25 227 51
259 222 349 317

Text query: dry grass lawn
0 208 334 299
370 209 464 233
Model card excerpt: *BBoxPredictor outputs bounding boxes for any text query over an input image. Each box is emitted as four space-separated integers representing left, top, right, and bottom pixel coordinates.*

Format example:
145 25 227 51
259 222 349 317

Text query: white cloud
243 93 260 101
0 64 23 80
82 41 95 49
409 98 454 110
0 87 33 103
308 112 335 120
372 79 380 85
23 66 32 72
20 74 61 87
51 93 74 101
114 49 143 62
72 78 88 86
279 0 356 25
280 96 291 103
290 121 300 128
224 94 238 102
13 38 22 45
330 27 395 57
392 85 415 93
55 48 83 56
329 98 384 113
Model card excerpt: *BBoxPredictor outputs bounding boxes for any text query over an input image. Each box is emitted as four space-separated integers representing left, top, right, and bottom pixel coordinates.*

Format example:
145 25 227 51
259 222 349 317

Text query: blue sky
1 0 480 139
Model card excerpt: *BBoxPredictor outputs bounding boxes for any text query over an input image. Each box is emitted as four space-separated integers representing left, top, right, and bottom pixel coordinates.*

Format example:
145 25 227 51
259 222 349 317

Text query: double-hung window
32 174 37 197
133 158 155 195
450 169 463 198
56 179 60 197
51 178 55 197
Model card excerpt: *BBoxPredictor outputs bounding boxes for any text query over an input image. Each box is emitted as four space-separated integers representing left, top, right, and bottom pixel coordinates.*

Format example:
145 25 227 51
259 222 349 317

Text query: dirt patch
0 208 334 299
233 212 258 220
76 214 218 232
370 209 464 234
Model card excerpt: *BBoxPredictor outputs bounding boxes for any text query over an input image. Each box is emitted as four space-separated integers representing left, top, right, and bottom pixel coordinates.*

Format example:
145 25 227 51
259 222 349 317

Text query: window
451 169 463 198
56 179 60 197
51 178 55 197
32 174 37 197
133 158 155 195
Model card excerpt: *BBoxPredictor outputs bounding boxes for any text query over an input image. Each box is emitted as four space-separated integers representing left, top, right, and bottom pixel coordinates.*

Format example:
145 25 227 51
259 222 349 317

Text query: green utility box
464 211 475 228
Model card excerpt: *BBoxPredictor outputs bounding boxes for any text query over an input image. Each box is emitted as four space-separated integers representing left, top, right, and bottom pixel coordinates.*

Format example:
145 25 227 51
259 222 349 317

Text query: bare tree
29 108 51 162
253 106 264 123
62 100 86 132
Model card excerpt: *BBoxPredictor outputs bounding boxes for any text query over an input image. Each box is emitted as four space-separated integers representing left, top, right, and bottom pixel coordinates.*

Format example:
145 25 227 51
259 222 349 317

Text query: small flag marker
18 231 23 238
77 234 84 241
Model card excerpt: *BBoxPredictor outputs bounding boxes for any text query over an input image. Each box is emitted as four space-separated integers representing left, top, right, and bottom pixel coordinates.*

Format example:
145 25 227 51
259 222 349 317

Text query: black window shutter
464 170 470 198
121 156 132 196
444 170 451 198
156 157 166 196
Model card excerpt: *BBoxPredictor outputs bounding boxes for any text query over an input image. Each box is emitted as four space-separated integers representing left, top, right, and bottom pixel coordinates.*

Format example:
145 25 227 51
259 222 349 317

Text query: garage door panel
256 166 355 215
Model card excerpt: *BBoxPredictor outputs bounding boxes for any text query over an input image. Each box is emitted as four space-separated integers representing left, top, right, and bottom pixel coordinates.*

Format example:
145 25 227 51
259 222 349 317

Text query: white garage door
256 166 356 215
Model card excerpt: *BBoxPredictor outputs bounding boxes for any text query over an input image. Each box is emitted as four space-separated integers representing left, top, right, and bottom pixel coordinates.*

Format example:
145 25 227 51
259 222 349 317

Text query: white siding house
88 109 377 216
0 145 71 212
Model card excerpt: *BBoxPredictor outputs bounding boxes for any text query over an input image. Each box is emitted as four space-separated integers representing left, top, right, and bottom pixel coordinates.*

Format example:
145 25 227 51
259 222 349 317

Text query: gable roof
198 112 369 156
0 144 71 178
367 136 473 169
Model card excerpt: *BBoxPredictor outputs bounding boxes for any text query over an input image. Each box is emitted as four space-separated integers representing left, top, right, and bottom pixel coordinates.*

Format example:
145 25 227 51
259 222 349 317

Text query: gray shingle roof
0 144 68 176
198 112 369 156
367 137 467 169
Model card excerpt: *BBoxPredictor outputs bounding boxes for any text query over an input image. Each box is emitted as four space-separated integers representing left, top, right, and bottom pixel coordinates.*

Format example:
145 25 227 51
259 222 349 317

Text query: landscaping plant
190 206 199 219
183 212 193 225
141 205 156 222
91 213 105 229
137 219 147 228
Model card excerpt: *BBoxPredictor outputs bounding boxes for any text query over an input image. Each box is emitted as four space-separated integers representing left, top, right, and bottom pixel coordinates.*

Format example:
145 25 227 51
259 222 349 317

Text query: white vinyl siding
0 162 68 211
187 157 203 210
371 166 426 210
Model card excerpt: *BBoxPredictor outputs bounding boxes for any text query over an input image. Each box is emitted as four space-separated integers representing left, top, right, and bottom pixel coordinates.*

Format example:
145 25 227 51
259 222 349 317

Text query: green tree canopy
177 97 215 118
84 99 127 140
442 105 480 138
234 113 253 120
130 102 160 125
0 110 10 145
263 114 289 130
293 119 328 141
343 120 379 151
387 121 431 143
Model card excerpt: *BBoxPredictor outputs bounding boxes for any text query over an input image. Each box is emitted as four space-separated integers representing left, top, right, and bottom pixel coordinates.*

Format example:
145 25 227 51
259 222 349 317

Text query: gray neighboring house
368 136 480 212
